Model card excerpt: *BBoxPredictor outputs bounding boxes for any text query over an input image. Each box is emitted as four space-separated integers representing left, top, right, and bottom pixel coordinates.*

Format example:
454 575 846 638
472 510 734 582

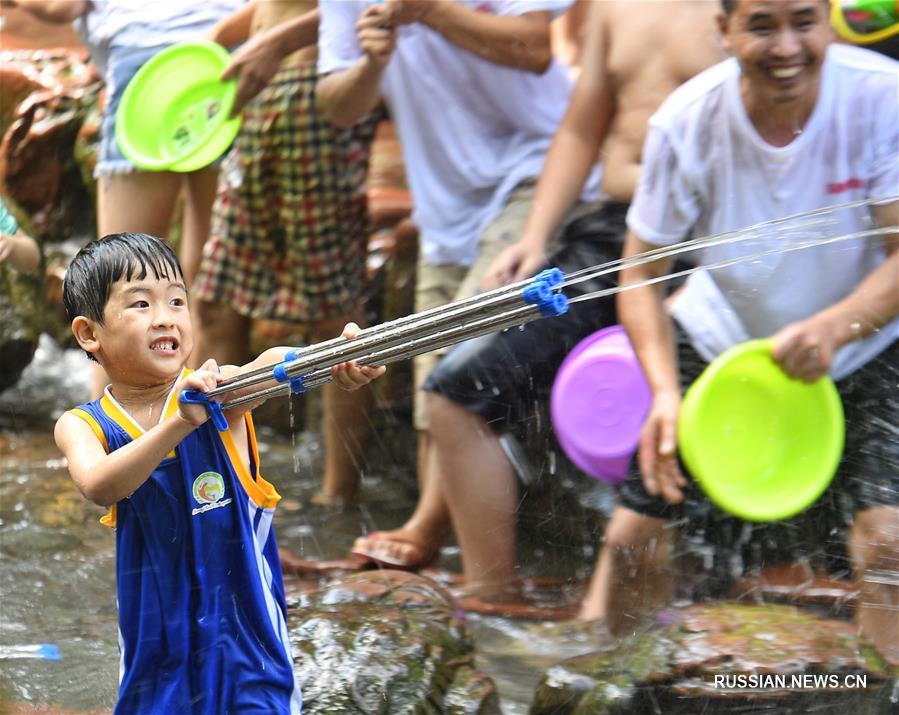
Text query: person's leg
837 340 899 664
580 506 676 633
430 392 519 598
188 75 277 368
353 258 466 553
97 171 182 237
91 171 183 396
352 440 451 567
848 506 899 665
192 299 252 366
307 313 375 505
180 167 220 285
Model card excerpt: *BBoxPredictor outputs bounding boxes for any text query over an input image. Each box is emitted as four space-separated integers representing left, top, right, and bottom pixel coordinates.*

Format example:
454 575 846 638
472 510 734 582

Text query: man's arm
215 7 321 115
208 1 256 49
618 230 687 504
482 2 613 287
317 4 393 128
318 0 556 128
388 0 553 74
772 201 899 381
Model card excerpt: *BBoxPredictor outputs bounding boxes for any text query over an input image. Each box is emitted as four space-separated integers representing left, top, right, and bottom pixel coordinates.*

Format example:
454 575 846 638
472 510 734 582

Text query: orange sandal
350 531 440 571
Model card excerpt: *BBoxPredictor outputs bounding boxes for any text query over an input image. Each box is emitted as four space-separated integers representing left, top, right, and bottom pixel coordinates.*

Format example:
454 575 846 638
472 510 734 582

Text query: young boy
54 232 384 713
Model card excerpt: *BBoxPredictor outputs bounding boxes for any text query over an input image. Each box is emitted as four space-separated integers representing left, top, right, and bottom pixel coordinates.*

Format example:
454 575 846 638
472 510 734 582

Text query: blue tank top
69 372 302 714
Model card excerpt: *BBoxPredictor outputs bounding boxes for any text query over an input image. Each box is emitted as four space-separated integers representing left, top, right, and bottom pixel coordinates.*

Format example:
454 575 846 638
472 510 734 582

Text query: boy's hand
331 322 386 390
177 359 221 425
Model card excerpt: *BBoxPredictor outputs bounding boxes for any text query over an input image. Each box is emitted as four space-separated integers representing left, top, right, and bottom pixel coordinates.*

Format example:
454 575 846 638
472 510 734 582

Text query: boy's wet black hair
63 231 184 335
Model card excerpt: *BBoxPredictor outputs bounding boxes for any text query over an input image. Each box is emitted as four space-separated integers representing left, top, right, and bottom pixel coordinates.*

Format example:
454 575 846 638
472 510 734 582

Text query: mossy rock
288 570 501 714
531 602 895 714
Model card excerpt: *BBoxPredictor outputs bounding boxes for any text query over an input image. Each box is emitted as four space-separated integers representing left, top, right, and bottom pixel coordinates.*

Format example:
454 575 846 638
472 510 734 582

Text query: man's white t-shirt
627 44 899 380
319 0 601 266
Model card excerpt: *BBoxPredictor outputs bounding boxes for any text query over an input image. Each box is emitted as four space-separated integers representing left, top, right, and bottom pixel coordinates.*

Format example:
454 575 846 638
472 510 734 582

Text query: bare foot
309 491 354 508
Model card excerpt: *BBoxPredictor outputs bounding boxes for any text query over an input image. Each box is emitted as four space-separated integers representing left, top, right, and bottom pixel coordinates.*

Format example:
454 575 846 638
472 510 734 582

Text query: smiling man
590 0 899 663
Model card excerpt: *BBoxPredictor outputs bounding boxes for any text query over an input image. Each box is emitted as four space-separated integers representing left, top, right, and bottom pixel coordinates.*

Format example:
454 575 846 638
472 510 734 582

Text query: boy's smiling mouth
150 338 179 353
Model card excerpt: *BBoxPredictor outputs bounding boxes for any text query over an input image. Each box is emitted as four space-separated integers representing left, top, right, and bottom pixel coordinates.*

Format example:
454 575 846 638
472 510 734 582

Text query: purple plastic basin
550 325 651 482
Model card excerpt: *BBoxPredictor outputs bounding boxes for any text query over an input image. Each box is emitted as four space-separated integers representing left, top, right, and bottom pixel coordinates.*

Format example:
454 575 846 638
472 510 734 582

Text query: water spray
180 196 898 427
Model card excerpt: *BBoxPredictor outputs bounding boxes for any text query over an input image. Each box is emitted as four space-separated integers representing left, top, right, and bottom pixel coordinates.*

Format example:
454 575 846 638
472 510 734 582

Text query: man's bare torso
597 1 726 201
252 0 318 65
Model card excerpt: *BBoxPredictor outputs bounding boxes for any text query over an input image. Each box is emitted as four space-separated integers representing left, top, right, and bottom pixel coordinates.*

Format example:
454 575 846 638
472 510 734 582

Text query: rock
531 602 895 714
288 570 501 714
0 49 99 240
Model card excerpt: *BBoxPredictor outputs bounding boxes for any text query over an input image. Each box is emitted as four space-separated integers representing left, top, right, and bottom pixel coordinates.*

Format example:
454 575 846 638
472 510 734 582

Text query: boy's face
720 0 832 108
88 272 193 383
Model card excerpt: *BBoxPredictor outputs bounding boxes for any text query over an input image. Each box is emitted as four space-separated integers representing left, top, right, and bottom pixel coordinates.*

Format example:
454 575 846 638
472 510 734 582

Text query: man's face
720 0 833 107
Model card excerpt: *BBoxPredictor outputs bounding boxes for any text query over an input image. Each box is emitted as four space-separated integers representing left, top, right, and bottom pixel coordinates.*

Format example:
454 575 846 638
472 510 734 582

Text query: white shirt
319 0 601 266
627 44 899 379
75 0 245 74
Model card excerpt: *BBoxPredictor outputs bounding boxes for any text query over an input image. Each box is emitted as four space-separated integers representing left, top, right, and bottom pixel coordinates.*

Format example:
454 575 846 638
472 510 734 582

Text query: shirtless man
193 1 381 505
352 1 726 609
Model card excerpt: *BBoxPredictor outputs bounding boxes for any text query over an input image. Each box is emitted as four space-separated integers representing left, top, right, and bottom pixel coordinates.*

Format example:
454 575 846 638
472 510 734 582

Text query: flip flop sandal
350 531 439 571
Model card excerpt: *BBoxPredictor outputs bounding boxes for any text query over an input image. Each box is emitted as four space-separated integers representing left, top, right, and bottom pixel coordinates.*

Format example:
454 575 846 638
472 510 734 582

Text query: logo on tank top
191 471 233 516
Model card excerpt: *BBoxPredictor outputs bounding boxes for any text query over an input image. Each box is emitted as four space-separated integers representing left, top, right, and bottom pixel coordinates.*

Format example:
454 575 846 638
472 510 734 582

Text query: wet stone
287 570 501 714
531 602 896 714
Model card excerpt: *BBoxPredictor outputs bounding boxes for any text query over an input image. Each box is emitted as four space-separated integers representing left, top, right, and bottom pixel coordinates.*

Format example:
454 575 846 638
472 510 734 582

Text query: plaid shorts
193 63 380 321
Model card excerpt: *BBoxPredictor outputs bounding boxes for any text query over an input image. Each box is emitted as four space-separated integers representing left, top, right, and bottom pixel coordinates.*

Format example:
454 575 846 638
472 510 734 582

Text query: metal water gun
181 269 569 429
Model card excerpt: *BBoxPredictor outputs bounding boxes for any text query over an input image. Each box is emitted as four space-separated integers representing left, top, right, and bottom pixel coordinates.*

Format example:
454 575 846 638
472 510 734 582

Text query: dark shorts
618 325 899 521
422 202 628 431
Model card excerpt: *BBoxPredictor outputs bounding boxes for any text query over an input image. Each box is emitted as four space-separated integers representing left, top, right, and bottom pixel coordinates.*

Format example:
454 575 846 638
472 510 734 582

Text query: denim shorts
94 44 166 178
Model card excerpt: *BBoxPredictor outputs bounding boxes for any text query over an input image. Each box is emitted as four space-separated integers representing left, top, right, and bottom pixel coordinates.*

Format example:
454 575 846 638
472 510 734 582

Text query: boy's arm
482 2 614 287
55 371 218 507
1 0 89 23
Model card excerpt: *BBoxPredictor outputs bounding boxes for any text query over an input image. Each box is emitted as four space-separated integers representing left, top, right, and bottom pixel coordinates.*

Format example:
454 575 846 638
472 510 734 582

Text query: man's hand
219 34 284 116
330 323 386 390
637 389 687 504
357 4 397 68
177 359 220 425
382 0 438 26
480 240 547 291
771 315 840 383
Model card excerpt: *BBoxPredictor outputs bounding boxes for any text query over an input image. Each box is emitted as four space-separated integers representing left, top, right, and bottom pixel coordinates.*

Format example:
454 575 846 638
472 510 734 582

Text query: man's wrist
417 0 446 29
